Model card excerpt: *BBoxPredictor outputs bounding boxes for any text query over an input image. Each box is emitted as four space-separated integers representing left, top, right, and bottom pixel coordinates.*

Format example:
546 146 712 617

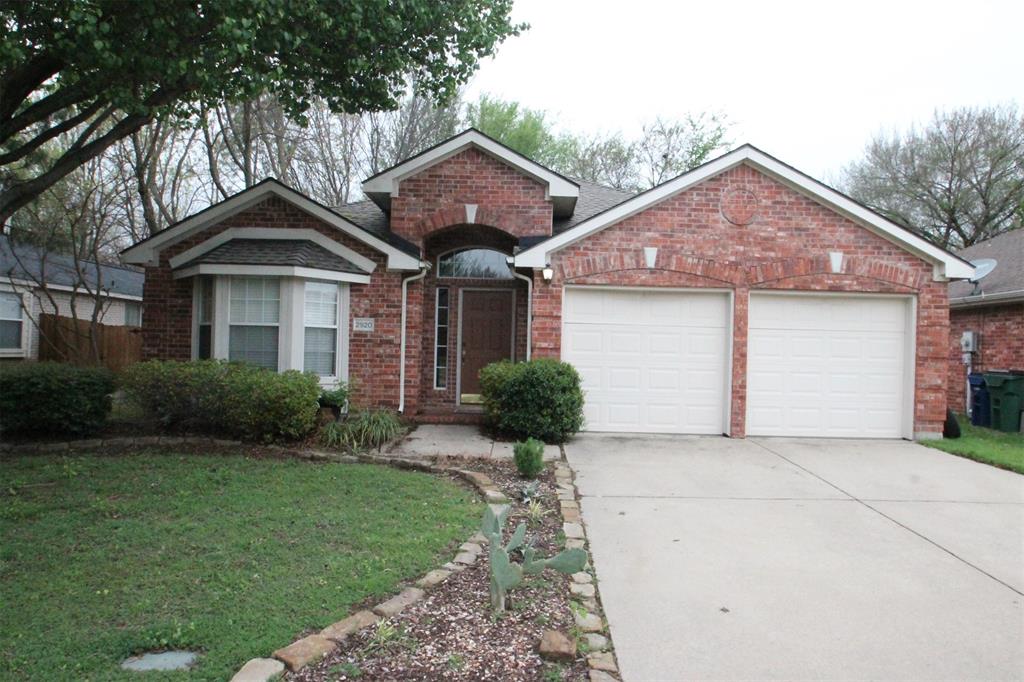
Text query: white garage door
562 288 729 434
747 294 911 438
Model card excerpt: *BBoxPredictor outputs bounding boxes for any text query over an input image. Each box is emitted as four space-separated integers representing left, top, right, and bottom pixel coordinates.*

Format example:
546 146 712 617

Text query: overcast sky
465 0 1023 180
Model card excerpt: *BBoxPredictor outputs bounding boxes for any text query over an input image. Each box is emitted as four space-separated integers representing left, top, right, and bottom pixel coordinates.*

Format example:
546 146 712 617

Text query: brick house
947 229 1024 413
122 129 973 439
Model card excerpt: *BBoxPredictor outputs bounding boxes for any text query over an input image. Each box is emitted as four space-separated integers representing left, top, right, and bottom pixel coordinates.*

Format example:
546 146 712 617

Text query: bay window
228 277 280 370
304 281 339 376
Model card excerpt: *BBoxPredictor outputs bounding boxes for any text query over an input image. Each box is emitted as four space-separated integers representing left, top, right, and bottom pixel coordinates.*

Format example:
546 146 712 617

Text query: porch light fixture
542 265 554 282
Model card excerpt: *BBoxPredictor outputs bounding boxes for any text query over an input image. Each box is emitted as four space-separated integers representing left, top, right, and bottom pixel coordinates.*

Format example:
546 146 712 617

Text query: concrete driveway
567 435 1024 681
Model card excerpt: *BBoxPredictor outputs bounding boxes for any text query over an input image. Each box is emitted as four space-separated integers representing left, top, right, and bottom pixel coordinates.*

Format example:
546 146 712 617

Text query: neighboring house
122 129 972 440
0 234 144 360
947 229 1024 412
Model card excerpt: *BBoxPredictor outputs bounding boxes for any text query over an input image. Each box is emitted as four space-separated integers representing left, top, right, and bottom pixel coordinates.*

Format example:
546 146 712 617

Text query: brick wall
141 197 412 410
532 164 949 437
947 303 1024 411
389 147 553 245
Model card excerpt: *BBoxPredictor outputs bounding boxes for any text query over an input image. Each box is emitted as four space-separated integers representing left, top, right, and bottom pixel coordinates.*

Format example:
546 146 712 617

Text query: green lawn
0 451 480 680
922 418 1024 474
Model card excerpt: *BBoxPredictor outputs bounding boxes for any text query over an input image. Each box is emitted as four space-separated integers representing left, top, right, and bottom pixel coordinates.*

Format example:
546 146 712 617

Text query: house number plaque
353 318 375 332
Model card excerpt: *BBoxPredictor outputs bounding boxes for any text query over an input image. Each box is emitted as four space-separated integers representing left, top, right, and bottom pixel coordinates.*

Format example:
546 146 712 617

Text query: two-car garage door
562 287 911 438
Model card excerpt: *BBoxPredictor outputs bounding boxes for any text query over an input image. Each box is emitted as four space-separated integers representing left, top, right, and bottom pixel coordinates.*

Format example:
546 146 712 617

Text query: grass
0 451 481 680
921 417 1024 474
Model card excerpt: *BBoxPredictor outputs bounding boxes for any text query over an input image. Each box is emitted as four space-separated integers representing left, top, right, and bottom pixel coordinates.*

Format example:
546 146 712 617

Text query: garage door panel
747 294 909 438
564 288 728 434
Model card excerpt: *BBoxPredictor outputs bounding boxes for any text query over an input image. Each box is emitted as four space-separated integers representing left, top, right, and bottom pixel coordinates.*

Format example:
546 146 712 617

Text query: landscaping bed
0 448 480 681
922 418 1024 474
290 461 592 682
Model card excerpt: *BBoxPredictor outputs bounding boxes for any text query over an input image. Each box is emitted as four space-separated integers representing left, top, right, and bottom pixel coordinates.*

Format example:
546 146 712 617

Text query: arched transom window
437 248 513 279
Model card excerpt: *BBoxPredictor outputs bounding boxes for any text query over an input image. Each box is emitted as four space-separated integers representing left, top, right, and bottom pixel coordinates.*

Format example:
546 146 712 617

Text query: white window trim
0 285 30 357
192 275 349 385
433 287 449 389
301 281 349 385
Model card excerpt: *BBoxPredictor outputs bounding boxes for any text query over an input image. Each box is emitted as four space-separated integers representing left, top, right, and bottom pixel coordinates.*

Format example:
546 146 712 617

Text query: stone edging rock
230 454 512 681
554 460 622 682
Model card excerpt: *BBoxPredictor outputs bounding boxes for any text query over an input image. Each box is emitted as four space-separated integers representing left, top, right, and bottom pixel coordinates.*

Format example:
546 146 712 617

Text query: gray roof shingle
0 234 143 297
949 229 1024 304
183 239 367 274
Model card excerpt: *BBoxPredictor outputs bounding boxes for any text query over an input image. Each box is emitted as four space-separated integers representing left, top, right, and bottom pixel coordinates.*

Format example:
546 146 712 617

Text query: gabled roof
1 234 143 299
183 239 367 274
949 229 1024 307
514 144 975 281
362 128 580 218
121 179 422 271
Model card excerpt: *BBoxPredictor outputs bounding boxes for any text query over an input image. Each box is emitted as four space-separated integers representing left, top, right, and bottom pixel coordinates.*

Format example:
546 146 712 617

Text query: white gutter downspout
398 265 429 414
508 257 532 361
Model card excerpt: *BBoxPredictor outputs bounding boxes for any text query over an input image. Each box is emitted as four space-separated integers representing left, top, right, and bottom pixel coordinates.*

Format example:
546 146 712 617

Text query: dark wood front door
459 290 514 398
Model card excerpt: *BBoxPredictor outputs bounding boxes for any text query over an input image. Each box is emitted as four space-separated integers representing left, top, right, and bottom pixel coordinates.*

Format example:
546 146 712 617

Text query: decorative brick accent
531 165 950 437
947 303 1024 411
388 147 553 246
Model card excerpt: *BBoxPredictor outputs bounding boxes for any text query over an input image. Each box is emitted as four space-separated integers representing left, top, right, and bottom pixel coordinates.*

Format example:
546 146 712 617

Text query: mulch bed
288 460 590 682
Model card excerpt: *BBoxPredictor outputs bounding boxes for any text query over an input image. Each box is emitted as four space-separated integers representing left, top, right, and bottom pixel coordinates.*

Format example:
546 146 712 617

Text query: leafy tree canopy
0 0 523 223
841 104 1024 249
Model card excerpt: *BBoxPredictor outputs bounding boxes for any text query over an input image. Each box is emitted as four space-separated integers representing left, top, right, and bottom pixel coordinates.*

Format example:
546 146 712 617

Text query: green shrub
0 362 114 436
479 359 584 443
513 438 545 478
320 409 404 452
122 360 320 442
319 384 349 409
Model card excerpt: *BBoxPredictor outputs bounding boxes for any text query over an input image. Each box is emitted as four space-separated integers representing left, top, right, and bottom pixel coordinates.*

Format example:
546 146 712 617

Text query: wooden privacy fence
38 313 142 373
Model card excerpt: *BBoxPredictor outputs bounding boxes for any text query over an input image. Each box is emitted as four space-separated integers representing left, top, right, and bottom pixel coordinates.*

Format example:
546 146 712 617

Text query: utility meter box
960 330 979 353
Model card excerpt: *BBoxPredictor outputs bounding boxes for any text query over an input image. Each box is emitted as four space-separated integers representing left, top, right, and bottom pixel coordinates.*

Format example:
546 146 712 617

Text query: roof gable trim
362 129 579 216
122 180 421 271
514 145 974 281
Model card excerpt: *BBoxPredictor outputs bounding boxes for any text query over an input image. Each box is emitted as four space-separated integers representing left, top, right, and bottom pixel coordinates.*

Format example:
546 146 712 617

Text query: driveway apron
567 434 1024 681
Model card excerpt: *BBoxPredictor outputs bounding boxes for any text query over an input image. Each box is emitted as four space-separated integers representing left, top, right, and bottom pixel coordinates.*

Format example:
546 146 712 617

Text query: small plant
330 661 362 678
319 384 349 409
526 499 552 526
362 620 400 654
513 438 545 478
481 505 587 613
520 481 540 502
319 409 405 452
446 654 465 670
541 662 565 682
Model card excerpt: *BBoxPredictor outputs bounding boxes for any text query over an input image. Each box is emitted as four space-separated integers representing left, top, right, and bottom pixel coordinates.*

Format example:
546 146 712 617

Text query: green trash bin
983 372 1024 433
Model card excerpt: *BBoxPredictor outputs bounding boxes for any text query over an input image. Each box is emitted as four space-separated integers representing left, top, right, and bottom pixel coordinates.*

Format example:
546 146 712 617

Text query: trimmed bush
122 360 320 442
513 437 545 478
479 359 584 443
0 362 114 436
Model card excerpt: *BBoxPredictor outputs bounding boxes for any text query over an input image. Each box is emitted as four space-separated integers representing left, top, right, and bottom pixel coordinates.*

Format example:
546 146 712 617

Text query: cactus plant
481 505 588 613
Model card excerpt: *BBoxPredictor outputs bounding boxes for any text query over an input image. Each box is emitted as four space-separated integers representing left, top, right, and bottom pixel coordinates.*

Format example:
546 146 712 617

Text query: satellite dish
970 258 997 283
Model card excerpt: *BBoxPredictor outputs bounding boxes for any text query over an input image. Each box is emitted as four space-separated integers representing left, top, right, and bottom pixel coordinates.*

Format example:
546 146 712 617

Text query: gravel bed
289 460 589 681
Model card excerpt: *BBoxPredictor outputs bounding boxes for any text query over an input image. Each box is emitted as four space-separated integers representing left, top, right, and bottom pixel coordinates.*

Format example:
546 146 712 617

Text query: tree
0 0 522 224
841 104 1024 248
466 95 556 163
468 95 730 192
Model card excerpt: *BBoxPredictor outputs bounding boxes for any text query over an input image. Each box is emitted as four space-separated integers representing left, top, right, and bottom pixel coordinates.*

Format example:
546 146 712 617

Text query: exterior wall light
542 266 554 282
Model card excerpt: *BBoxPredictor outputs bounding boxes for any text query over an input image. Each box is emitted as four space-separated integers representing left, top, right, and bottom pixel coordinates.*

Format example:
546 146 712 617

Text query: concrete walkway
567 435 1024 681
389 424 561 460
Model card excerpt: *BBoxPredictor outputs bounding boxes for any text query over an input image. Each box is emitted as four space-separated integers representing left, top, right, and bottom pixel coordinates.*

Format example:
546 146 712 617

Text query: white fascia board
167 227 377 273
514 146 974 281
122 181 421 271
1 276 143 301
172 263 371 284
362 130 579 202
